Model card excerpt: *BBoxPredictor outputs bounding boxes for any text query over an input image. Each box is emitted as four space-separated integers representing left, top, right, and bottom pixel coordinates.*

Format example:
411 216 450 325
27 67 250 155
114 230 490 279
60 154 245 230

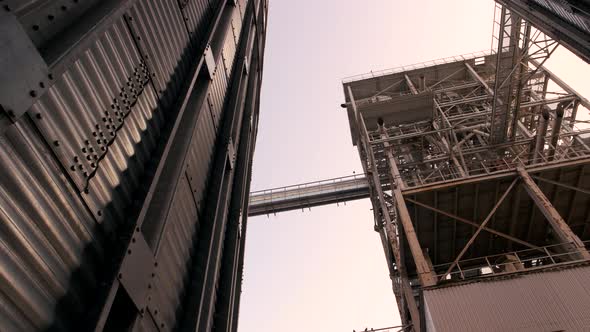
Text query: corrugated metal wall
424 264 590 332
499 0 590 63
0 0 268 331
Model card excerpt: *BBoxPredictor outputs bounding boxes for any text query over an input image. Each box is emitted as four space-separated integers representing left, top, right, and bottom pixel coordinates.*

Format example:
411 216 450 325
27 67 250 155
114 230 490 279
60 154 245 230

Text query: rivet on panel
53 140 60 146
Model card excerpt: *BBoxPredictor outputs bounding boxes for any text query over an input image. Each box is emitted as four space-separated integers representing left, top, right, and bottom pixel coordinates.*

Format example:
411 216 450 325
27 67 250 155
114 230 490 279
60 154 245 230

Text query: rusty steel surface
342 4 590 330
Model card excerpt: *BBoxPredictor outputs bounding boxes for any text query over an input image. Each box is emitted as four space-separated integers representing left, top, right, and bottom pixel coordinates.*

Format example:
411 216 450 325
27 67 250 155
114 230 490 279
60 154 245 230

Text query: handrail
342 50 494 83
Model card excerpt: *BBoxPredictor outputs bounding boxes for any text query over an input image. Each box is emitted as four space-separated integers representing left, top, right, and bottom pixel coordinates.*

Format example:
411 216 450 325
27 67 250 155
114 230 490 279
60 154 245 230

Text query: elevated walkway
248 174 369 216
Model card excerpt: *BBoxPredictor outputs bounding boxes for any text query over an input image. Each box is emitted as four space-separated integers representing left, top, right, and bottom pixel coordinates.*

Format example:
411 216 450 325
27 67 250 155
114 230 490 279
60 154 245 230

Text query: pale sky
238 1 590 331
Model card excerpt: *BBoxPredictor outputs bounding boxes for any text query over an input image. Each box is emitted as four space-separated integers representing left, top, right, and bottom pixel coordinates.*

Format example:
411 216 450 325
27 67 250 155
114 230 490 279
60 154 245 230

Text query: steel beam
405 198 540 251
531 175 590 196
349 87 424 330
441 178 519 280
517 166 590 260
380 127 437 287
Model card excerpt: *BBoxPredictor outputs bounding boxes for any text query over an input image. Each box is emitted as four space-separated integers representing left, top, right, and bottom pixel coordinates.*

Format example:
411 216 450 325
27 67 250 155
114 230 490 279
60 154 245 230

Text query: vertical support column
347 86 426 331
517 167 590 260
379 126 437 287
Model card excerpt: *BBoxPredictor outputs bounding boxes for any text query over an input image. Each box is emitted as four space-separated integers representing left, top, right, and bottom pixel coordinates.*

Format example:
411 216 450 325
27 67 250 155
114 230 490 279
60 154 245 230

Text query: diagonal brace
531 175 590 196
405 197 541 251
441 178 519 280
517 167 590 260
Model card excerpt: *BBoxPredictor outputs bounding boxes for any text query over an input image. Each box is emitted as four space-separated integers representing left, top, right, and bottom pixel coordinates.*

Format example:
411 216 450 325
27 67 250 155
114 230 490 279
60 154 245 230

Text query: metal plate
118 232 155 311
0 11 48 121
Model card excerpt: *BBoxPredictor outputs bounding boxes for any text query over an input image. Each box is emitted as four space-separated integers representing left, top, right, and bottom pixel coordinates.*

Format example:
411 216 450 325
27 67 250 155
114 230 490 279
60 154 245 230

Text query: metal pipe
419 74 426 91
532 110 549 164
549 103 565 160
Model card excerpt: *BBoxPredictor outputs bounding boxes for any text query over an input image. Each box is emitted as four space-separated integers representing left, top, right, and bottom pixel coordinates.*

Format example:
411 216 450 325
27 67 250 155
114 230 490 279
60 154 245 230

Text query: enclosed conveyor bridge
248 174 370 216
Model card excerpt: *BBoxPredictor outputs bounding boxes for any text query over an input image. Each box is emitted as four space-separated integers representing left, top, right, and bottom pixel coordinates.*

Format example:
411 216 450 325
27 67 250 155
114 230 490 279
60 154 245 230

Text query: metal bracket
117 230 156 311
0 11 48 122
203 44 216 80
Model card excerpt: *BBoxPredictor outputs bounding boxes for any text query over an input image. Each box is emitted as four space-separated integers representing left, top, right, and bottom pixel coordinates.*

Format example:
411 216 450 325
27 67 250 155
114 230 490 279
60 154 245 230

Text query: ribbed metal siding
209 58 229 129
155 177 199 328
30 17 162 229
181 0 214 38
186 105 217 212
147 3 249 326
0 120 99 331
424 265 590 332
1 0 224 331
127 0 190 109
532 0 590 34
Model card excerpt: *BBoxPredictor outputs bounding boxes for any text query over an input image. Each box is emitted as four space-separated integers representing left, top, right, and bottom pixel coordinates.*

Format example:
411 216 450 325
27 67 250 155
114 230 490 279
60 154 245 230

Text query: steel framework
342 6 590 331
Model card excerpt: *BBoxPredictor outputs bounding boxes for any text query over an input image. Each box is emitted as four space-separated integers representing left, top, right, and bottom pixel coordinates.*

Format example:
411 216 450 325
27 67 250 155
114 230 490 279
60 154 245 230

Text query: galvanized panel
155 176 199 329
0 120 99 331
30 17 162 227
186 104 217 211
209 59 229 129
424 264 590 332
127 0 190 108
180 0 214 39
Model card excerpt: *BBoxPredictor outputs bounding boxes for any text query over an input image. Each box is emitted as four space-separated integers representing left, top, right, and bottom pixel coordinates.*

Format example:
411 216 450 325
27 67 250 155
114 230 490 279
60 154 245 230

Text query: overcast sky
238 1 590 331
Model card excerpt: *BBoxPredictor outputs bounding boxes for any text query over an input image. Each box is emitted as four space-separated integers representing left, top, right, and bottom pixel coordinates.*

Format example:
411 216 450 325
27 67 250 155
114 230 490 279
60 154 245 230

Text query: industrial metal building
0 0 267 331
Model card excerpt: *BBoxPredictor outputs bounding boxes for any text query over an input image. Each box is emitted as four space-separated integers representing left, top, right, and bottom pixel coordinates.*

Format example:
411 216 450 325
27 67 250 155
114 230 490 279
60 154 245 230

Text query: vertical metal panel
209 60 229 128
180 0 214 38
30 17 161 228
186 104 217 211
424 265 590 331
0 120 98 331
127 0 190 109
154 176 199 329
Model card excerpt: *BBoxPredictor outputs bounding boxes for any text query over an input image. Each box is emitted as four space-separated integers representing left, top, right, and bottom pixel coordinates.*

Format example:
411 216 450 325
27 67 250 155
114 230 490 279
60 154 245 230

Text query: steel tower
341 6 590 331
